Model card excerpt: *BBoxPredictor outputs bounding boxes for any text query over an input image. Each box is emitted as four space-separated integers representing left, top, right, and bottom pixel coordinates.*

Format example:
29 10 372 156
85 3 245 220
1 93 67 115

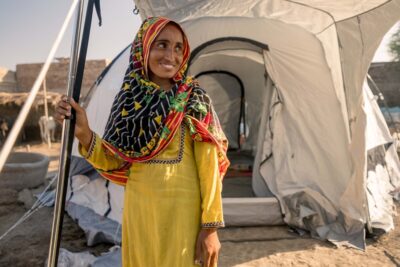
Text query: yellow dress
79 123 224 267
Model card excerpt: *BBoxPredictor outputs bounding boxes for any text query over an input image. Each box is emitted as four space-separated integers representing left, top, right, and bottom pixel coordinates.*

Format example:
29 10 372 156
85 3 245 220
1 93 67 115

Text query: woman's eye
157 42 166 49
175 45 183 53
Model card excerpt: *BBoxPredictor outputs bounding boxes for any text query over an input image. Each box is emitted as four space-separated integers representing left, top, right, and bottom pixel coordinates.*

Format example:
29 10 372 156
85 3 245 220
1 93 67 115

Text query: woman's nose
164 49 173 59
164 47 177 60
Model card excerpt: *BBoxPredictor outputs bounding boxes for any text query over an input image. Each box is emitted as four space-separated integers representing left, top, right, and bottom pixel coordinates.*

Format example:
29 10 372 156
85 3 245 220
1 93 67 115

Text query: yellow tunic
79 123 224 267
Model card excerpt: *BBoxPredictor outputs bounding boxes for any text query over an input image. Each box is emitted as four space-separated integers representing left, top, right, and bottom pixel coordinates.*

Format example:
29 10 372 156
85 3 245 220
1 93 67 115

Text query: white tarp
364 81 400 231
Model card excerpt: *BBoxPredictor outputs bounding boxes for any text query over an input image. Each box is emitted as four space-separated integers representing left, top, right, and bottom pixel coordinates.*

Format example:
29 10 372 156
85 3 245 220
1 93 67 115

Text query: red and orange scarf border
96 17 229 186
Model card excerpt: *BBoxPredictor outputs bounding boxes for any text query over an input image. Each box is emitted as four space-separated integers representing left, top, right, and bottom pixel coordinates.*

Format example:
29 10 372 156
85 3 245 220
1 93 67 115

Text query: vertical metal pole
47 0 84 266
42 78 52 148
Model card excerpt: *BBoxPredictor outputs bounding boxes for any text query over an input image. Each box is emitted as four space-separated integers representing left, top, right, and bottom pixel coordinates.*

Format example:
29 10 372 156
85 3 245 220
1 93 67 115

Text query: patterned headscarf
98 17 229 185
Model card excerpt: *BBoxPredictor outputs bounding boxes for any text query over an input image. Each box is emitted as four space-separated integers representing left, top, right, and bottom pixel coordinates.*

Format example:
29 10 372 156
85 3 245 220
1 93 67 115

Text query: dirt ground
0 142 399 267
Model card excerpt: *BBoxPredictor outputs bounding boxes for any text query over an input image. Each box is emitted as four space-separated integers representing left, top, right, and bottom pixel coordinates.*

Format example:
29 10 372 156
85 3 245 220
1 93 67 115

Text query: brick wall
0 68 17 92
0 59 108 144
15 58 107 96
368 62 400 107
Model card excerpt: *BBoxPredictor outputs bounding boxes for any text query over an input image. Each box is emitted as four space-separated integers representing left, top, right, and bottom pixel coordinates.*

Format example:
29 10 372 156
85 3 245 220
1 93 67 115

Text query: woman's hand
195 228 221 267
54 95 92 150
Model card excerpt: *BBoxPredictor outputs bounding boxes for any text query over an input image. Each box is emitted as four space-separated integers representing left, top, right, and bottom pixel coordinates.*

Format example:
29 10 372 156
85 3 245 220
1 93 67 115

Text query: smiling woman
148 23 185 90
54 16 229 267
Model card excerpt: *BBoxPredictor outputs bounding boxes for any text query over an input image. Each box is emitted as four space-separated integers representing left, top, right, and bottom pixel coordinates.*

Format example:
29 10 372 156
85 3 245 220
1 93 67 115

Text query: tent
66 0 400 250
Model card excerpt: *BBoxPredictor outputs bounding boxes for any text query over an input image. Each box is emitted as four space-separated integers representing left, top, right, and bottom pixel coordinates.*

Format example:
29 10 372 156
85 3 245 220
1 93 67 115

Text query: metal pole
47 0 84 266
42 78 52 148
0 0 81 174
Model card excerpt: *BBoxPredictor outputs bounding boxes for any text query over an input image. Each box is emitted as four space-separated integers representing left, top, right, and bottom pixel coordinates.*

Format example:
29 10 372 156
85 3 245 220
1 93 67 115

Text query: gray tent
66 0 400 250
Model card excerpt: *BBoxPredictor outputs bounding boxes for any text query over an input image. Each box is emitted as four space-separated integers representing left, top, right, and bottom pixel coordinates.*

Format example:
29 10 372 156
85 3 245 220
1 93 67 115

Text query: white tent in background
66 0 400 250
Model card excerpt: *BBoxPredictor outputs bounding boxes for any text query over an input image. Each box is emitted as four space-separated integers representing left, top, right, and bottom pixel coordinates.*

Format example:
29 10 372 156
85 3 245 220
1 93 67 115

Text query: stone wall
368 62 400 107
0 68 17 92
0 58 108 144
15 58 108 97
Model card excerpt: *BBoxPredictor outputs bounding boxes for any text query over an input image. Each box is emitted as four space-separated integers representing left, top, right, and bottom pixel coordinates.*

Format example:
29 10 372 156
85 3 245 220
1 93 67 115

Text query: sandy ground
0 142 400 267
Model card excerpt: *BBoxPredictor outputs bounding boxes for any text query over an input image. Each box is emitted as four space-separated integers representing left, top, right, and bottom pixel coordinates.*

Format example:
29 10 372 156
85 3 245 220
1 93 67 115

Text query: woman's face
148 23 184 86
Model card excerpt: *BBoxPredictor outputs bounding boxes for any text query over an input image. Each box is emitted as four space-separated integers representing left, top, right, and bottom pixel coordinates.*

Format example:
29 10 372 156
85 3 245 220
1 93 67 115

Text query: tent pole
42 78 51 148
46 0 85 266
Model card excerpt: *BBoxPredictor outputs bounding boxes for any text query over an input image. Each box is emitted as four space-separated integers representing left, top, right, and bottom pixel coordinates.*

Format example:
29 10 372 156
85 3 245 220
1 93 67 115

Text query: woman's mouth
159 62 175 71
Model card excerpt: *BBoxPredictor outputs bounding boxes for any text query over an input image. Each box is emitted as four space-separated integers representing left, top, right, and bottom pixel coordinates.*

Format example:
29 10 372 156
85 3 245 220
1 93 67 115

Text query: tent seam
284 0 392 25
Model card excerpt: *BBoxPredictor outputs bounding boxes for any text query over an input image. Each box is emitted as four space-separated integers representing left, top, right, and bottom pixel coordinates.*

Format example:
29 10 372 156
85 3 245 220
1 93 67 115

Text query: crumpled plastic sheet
91 246 121 267
65 202 122 246
51 248 96 267
47 246 122 267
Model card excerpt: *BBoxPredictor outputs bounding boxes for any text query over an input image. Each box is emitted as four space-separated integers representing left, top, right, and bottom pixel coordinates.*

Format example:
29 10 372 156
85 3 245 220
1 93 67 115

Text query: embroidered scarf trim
99 17 229 185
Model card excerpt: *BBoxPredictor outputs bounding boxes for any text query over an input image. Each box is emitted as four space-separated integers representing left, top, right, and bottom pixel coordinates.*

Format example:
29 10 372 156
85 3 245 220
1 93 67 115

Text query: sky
0 0 142 71
0 1 398 71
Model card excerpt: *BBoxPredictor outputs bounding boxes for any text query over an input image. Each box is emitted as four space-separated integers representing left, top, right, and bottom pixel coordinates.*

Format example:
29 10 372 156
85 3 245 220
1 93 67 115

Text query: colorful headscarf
99 17 229 185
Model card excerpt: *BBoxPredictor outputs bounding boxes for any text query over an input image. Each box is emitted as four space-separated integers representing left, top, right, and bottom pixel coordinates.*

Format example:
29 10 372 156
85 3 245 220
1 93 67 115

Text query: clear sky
0 0 142 71
0 1 398 71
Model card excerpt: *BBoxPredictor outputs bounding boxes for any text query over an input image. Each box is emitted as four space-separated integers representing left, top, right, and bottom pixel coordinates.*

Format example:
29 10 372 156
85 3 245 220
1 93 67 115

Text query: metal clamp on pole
133 5 140 15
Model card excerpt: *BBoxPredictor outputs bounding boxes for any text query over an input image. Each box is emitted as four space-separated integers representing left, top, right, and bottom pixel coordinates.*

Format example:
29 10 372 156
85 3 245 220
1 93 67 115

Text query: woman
55 17 229 267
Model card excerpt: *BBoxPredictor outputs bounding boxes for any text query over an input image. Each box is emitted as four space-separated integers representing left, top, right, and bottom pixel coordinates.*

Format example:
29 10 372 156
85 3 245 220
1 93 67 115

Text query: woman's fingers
69 97 83 114
56 104 71 115
55 96 84 121
203 248 211 267
54 98 71 124
194 235 202 266
54 109 65 122
210 252 218 267
198 229 220 267
55 95 87 133
202 240 216 267
53 95 92 147
202 250 218 267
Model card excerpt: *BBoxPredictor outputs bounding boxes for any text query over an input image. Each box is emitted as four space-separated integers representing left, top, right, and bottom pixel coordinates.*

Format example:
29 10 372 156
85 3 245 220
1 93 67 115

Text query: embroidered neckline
144 123 185 164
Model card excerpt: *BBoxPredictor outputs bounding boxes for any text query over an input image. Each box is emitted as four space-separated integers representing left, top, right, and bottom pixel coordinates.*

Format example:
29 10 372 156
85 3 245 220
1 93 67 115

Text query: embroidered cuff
201 221 225 229
86 132 96 158
80 131 96 159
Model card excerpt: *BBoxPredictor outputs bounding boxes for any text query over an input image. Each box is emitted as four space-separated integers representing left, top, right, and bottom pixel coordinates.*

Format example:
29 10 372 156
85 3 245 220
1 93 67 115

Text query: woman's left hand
195 228 221 267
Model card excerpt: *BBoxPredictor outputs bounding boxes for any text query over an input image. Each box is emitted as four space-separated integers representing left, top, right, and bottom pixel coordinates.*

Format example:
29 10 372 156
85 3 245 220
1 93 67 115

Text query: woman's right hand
54 95 92 150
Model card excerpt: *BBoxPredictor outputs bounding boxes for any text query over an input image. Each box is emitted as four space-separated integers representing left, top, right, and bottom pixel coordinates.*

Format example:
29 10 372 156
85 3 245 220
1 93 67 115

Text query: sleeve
78 132 126 172
194 141 225 229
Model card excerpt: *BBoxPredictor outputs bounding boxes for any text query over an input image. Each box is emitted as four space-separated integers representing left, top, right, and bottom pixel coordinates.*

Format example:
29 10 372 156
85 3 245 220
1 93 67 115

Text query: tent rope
0 175 57 242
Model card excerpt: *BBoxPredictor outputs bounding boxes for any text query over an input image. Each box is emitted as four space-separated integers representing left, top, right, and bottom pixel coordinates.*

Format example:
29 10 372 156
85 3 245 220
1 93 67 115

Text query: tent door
196 71 245 150
252 75 277 197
